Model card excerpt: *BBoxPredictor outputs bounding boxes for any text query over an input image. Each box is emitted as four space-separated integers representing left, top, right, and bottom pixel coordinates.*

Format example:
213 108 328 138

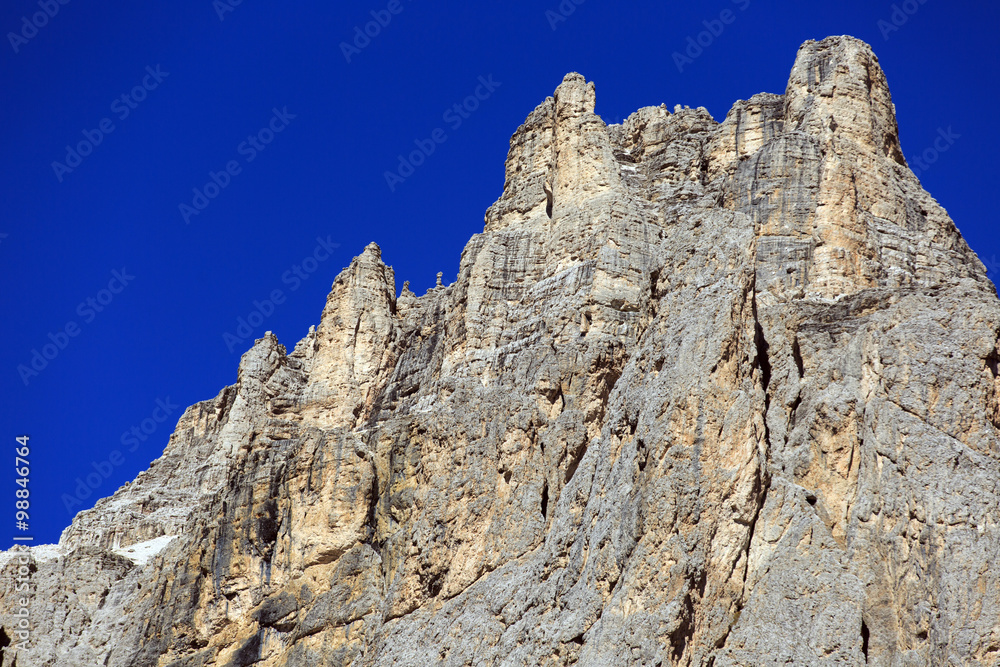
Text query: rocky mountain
3 35 1000 666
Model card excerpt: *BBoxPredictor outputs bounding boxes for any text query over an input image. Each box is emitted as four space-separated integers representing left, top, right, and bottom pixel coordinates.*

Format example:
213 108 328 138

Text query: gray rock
3 36 999 667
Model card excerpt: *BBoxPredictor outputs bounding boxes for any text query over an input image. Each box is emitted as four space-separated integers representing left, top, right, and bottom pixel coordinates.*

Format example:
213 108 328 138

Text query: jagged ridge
3 36 1000 667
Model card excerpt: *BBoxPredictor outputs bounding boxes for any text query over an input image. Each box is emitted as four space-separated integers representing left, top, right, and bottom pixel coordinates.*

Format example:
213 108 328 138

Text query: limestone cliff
3 36 1000 666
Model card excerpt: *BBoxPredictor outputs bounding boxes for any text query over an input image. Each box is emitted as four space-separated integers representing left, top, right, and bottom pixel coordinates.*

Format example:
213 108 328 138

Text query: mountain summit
3 36 999 666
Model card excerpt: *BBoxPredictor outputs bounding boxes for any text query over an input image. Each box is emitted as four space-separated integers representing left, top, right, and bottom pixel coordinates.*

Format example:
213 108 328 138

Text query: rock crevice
3 36 1000 667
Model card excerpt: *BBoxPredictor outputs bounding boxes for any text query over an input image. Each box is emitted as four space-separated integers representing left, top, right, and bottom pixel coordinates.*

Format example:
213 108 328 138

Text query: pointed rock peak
554 72 596 117
361 241 382 260
789 35 880 78
785 35 904 163
237 331 286 382
483 72 615 231
336 242 392 290
788 36 886 98
320 243 397 330
307 243 400 428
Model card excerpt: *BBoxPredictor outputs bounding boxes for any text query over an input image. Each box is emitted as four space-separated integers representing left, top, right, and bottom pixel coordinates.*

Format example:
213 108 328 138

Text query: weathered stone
3 36 999 666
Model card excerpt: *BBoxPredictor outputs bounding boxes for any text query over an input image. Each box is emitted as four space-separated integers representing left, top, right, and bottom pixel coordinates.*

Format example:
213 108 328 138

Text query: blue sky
1 0 997 547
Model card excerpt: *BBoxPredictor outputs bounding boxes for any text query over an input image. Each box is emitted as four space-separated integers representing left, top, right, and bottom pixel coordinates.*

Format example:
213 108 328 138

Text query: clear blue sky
2 0 997 547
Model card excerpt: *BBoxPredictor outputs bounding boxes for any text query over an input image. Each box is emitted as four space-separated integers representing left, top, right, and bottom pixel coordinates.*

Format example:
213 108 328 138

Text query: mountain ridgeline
3 36 1000 667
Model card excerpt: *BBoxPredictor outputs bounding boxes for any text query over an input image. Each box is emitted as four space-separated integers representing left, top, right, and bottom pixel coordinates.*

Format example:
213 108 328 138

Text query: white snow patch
0 543 63 570
113 535 177 565
29 543 64 563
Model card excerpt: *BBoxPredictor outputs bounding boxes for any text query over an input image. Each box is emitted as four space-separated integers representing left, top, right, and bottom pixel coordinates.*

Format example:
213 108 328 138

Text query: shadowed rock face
3 35 999 667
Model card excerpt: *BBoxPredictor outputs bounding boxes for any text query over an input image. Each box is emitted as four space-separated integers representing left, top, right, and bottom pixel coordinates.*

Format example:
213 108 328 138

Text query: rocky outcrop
3 36 999 666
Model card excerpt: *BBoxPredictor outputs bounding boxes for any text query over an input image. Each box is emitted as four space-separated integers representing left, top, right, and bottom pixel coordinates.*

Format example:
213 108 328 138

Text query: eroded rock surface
3 36 999 666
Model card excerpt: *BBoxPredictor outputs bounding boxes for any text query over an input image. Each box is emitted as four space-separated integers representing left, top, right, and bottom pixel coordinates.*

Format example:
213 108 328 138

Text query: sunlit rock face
4 36 1000 667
